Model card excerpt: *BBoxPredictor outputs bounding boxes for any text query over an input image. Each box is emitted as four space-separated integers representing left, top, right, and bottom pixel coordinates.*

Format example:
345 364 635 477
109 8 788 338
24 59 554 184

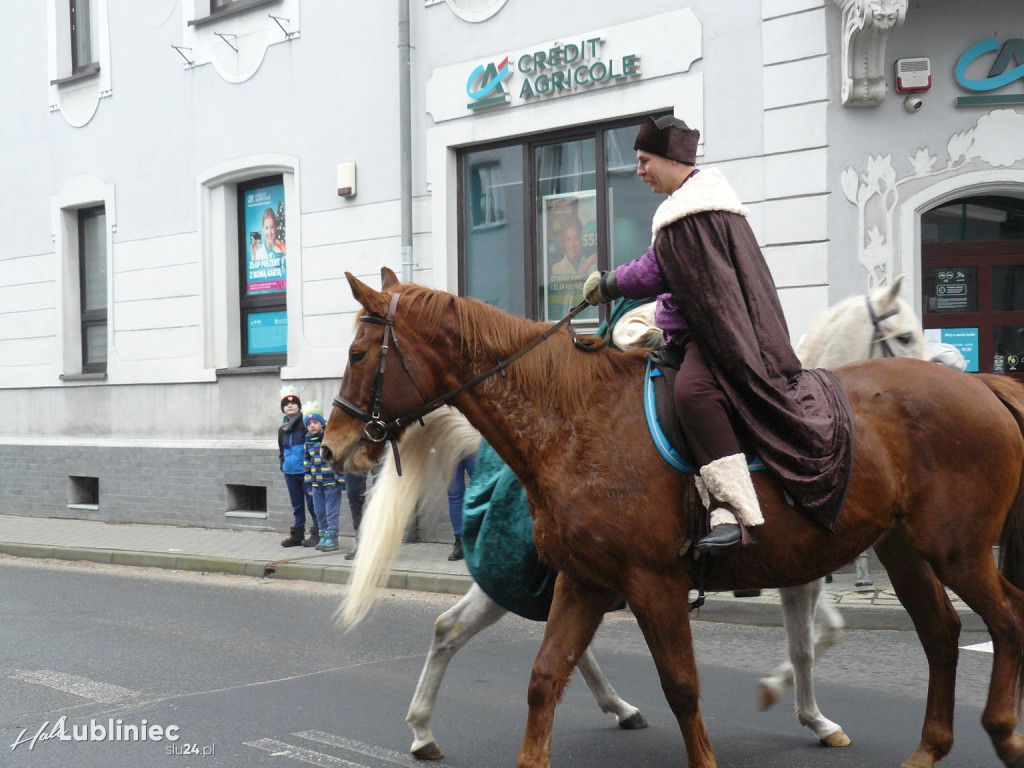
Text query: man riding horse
583 115 853 552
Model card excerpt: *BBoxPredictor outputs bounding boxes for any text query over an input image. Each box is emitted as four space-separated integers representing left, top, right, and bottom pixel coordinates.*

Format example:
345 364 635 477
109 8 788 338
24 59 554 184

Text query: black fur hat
633 115 699 164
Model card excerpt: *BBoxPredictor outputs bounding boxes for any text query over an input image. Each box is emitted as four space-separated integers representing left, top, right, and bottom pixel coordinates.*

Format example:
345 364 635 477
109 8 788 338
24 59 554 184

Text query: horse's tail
337 407 481 629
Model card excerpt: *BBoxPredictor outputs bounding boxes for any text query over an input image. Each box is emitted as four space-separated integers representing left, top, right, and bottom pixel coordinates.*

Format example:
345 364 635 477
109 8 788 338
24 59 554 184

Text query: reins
333 295 594 474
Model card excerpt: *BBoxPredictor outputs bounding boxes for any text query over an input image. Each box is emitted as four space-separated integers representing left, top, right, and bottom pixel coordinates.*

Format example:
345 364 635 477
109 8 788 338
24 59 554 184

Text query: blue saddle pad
644 353 765 474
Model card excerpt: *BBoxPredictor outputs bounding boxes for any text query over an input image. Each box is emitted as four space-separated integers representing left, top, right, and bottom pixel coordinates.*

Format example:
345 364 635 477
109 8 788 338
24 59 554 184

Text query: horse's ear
381 266 399 289
346 272 390 316
880 274 906 307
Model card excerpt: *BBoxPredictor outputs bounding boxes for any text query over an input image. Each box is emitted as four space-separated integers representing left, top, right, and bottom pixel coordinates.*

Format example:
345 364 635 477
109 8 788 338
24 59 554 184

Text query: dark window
458 115 663 325
70 0 93 74
238 175 287 367
78 206 107 374
922 196 1024 374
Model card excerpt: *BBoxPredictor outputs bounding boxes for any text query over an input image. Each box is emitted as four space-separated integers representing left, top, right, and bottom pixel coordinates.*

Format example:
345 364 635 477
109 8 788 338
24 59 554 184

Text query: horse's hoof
412 742 444 760
618 712 649 730
759 685 778 711
820 729 851 748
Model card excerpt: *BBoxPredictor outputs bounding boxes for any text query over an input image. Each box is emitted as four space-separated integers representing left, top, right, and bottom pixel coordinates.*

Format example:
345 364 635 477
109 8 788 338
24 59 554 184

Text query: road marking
10 670 136 702
961 641 993 654
245 738 371 767
296 731 435 767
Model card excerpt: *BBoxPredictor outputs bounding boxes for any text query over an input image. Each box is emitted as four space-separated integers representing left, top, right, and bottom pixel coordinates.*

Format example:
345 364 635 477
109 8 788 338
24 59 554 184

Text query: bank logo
955 37 1024 107
466 57 511 110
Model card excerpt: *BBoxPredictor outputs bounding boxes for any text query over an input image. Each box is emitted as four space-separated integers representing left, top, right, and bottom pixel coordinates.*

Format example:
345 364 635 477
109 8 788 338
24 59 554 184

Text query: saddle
645 345 764 475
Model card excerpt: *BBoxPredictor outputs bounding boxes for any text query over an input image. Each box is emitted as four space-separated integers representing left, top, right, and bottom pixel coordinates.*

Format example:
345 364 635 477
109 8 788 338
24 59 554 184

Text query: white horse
340 277 936 758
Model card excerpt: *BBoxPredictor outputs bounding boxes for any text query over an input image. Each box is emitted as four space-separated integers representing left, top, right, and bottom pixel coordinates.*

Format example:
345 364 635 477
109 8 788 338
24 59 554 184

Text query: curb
0 543 984 632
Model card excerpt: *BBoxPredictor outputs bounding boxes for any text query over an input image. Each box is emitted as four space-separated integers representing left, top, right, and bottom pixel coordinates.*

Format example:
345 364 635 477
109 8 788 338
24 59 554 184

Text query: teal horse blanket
461 299 651 621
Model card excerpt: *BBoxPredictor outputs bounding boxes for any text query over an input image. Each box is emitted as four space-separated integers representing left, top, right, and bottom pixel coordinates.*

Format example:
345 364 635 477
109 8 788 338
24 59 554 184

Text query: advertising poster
925 327 979 372
542 190 599 321
244 182 286 296
248 311 288 356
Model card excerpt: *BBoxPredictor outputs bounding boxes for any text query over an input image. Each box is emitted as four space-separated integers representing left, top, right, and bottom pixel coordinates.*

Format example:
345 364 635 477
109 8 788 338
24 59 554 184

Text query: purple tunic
613 246 689 344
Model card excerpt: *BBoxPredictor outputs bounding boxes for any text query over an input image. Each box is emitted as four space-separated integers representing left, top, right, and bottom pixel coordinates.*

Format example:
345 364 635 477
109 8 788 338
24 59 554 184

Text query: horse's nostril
321 445 333 463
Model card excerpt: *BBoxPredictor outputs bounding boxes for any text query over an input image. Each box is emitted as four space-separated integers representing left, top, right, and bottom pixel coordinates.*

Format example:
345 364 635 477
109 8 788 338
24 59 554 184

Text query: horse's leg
626 569 716 768
760 580 849 746
873 530 960 768
926 546 1024 766
575 646 649 729
517 574 613 768
406 582 508 760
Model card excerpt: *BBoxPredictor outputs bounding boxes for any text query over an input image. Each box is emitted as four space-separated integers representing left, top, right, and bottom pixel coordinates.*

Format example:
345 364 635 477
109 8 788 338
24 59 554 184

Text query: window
458 117 657 324
237 175 287 367
78 206 107 374
70 0 94 74
921 196 1024 374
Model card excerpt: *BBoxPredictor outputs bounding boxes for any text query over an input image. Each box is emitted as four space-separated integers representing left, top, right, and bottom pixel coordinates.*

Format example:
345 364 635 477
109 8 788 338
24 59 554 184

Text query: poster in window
542 190 600 322
244 182 287 296
248 311 288 355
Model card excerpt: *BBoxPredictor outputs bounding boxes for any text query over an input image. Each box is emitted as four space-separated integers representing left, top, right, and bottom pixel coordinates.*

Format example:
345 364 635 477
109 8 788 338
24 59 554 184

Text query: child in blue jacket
279 386 317 547
302 401 343 552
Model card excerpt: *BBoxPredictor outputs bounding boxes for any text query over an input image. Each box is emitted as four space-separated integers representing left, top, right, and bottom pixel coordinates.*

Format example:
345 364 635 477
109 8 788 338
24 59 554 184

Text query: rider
583 115 853 552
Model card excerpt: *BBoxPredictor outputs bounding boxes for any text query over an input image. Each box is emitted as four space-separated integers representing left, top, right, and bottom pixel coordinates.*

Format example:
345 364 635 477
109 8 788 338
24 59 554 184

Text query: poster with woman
244 182 287 295
542 190 600 321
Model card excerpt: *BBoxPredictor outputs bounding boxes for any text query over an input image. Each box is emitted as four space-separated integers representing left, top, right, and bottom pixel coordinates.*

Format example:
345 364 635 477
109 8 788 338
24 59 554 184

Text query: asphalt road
0 556 1001 767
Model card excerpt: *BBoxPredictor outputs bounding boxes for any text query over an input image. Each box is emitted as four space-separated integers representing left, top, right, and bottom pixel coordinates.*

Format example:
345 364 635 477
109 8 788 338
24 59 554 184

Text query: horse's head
864 275 932 362
321 266 448 472
797 274 931 368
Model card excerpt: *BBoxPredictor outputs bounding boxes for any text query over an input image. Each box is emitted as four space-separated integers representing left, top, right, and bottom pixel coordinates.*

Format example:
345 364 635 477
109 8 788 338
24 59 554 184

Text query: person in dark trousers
278 385 316 547
343 470 368 560
446 452 477 561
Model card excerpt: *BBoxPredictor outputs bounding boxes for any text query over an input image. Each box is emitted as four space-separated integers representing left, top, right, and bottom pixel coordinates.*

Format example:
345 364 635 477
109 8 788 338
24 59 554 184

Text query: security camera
903 95 923 113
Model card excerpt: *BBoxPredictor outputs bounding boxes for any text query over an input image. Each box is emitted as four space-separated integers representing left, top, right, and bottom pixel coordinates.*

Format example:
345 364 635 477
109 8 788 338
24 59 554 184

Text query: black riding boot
448 535 464 561
281 526 304 548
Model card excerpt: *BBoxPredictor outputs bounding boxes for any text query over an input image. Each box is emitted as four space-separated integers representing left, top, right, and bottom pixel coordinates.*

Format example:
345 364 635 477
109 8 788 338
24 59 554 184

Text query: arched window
921 196 1024 374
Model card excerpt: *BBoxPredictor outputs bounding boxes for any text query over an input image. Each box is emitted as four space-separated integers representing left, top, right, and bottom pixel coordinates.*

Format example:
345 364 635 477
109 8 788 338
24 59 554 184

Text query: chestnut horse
323 268 1024 768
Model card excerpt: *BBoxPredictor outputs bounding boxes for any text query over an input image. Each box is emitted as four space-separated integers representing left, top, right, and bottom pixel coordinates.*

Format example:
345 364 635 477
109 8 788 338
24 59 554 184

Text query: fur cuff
700 453 764 528
710 507 738 527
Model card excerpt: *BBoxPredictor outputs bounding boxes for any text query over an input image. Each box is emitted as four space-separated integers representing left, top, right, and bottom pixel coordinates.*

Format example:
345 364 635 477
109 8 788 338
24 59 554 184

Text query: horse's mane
392 284 646 413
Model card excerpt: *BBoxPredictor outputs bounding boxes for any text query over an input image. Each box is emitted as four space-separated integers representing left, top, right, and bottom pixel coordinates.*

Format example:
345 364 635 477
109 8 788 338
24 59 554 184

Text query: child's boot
320 529 339 552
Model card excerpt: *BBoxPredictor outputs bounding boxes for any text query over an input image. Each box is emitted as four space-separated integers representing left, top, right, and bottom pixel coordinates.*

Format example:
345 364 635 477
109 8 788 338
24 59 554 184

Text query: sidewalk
0 514 983 631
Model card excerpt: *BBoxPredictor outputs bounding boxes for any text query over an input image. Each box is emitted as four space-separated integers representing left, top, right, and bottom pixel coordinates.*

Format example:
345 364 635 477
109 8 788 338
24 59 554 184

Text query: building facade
1 0 1022 536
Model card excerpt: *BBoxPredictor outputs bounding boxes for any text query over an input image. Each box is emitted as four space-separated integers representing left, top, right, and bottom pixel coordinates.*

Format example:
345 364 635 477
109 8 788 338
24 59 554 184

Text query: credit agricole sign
425 10 701 123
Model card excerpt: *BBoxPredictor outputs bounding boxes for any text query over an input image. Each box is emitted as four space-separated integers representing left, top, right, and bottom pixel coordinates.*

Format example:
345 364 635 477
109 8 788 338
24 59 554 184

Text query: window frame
77 205 107 375
456 114 660 320
70 0 94 74
237 174 288 368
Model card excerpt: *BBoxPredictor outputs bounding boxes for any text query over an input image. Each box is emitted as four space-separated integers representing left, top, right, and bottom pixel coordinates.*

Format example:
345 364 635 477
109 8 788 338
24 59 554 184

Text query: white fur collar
651 168 748 240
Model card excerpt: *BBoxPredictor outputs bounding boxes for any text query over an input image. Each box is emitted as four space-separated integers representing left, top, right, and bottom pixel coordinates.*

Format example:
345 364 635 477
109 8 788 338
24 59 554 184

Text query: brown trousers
671 335 742 468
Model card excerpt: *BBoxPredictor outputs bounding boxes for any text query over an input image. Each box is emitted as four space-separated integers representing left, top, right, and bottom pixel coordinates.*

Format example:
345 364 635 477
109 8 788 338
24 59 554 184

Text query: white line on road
961 641 994 654
10 669 136 702
296 730 438 767
245 738 371 767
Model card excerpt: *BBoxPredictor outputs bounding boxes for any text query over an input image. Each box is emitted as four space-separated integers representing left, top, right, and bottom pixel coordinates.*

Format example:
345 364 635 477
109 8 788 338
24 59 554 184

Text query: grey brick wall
0 444 453 542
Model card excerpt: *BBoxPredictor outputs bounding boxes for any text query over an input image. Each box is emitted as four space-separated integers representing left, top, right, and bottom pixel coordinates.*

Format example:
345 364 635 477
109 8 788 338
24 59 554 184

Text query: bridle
332 292 593 474
865 294 899 359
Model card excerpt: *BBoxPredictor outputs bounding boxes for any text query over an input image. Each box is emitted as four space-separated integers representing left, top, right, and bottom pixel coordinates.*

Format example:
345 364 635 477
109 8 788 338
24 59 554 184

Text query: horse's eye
896 333 914 345
350 350 367 364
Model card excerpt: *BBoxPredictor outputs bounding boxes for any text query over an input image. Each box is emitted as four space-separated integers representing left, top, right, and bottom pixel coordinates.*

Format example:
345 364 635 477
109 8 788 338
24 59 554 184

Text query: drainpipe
399 0 414 283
